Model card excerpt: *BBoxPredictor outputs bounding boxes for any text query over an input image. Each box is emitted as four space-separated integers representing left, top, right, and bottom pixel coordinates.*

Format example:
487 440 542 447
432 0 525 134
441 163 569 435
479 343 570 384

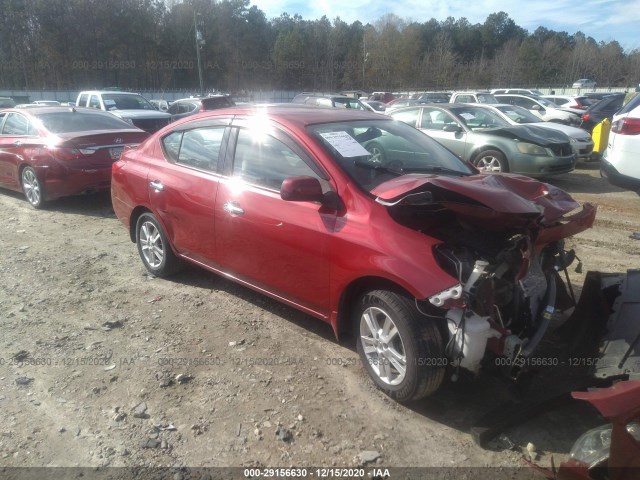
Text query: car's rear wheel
21 166 45 209
355 290 446 402
473 150 508 173
136 213 182 277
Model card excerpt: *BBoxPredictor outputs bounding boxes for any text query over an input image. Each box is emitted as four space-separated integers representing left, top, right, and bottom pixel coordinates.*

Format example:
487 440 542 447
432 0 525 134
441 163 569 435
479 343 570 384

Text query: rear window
202 97 234 110
102 94 155 110
617 93 640 116
35 111 134 133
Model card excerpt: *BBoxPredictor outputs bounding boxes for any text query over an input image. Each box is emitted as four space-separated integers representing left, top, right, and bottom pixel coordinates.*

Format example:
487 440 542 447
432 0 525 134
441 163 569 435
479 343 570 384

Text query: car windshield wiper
400 166 472 176
353 160 403 176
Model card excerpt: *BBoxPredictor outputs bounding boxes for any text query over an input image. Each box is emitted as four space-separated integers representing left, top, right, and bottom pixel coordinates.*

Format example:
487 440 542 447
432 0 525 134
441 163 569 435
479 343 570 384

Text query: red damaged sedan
0 106 148 208
112 106 596 402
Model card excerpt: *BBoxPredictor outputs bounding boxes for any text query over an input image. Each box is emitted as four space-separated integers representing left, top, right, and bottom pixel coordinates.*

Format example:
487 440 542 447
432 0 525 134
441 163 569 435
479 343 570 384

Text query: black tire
135 212 182 277
355 290 446 402
21 166 45 209
473 149 508 173
366 142 386 164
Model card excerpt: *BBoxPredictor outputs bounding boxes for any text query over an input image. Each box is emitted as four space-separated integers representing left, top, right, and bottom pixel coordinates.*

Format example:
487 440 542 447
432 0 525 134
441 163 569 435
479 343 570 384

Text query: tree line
1 0 639 93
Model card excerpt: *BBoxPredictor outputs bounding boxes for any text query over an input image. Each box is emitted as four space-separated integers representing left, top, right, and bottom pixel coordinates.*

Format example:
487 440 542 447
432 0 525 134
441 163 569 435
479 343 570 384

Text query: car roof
170 104 384 129
79 91 143 96
2 106 119 115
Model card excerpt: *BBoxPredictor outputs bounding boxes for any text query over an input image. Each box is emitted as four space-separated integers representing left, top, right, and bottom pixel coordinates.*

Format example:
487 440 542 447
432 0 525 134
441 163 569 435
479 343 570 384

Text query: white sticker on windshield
460 113 476 120
104 100 116 106
319 131 371 157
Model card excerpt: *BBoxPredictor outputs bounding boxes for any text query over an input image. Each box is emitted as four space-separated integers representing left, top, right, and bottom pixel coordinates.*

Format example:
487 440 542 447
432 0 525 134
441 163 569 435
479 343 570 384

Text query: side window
77 93 89 106
232 129 320 191
422 108 455 130
2 113 30 135
89 95 101 109
392 108 420 127
168 102 181 115
161 127 225 172
514 97 535 109
454 95 473 103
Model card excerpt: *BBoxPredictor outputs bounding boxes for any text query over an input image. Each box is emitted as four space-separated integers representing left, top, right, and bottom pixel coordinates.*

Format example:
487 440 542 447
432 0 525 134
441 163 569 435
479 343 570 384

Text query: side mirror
281 176 325 203
531 104 542 111
443 124 462 133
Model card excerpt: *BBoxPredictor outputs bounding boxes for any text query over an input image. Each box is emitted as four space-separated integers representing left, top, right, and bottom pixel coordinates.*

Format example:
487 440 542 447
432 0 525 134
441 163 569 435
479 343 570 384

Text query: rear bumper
38 164 112 199
600 159 640 192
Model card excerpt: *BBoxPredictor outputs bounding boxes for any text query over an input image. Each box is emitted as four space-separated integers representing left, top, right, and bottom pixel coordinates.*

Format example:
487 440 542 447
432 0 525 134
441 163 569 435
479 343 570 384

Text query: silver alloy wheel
367 145 385 164
360 306 407 386
139 221 164 268
476 155 503 172
22 168 41 206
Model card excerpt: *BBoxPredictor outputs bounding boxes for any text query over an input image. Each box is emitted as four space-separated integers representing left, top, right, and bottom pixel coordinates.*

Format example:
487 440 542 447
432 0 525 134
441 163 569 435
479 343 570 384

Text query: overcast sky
251 0 640 51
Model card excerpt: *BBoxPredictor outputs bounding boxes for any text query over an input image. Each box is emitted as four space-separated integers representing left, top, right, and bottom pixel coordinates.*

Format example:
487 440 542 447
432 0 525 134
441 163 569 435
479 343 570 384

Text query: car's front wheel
136 213 182 277
473 150 508 173
355 290 446 402
21 166 45 209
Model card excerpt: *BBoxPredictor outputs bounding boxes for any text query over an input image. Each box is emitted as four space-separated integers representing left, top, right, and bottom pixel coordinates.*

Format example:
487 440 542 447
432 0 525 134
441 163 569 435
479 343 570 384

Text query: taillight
582 113 590 121
49 147 82 160
611 117 640 135
48 146 93 160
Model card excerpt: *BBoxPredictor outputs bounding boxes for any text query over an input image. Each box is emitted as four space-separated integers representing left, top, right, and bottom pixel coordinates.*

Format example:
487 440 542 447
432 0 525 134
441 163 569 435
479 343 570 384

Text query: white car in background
495 94 582 125
601 94 640 193
478 104 595 162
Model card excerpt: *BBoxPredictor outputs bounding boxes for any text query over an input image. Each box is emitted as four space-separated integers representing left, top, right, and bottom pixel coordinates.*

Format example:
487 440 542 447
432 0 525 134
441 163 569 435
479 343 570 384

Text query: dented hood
486 124 570 145
371 173 595 231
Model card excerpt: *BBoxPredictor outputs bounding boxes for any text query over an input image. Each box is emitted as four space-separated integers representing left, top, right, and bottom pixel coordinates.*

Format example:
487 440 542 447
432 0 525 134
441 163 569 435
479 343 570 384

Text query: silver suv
76 91 171 133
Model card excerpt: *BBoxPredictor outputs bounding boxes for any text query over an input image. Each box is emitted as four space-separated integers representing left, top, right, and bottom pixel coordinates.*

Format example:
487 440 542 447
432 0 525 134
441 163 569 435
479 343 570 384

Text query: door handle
149 180 164 191
13 141 23 146
223 201 244 215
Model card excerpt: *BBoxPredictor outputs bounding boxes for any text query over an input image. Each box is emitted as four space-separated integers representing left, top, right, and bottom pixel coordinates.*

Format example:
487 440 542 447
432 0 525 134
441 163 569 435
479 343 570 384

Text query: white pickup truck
76 90 171 133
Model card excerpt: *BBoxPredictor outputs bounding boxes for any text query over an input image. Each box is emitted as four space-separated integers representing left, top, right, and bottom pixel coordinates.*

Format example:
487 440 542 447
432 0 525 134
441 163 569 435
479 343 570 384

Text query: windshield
35 111 135 133
102 94 156 111
494 105 543 124
308 119 474 191
447 105 510 129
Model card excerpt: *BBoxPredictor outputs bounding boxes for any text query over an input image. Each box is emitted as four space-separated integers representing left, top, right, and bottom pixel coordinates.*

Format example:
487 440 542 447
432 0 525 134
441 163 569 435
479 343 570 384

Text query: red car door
147 121 230 267
214 123 334 317
0 112 40 188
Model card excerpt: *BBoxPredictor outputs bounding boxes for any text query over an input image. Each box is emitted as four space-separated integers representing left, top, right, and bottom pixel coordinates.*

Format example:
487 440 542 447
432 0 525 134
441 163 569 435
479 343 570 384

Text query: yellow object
592 118 611 154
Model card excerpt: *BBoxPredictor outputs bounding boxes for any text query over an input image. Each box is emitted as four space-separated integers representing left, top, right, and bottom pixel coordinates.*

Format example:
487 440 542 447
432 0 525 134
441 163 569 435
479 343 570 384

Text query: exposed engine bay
374 173 598 380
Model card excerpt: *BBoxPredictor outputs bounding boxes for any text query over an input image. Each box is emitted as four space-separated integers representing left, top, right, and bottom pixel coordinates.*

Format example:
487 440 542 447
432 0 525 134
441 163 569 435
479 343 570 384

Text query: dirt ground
0 163 638 479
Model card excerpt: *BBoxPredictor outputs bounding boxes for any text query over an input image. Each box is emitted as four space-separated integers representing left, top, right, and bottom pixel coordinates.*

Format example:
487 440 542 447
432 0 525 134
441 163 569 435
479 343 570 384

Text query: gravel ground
0 164 638 479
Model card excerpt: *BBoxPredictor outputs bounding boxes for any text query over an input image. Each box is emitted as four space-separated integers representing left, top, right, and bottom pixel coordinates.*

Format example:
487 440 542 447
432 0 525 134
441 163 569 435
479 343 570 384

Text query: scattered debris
140 438 161 449
357 450 381 464
275 427 293 443
102 320 123 331
15 377 33 386
630 232 640 240
526 442 538 461
175 373 193 384
132 402 149 419
147 296 163 303
13 350 30 362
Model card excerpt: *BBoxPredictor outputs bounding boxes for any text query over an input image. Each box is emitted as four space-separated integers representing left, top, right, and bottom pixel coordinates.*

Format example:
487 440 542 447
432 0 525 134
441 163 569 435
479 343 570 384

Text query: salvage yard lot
0 164 638 475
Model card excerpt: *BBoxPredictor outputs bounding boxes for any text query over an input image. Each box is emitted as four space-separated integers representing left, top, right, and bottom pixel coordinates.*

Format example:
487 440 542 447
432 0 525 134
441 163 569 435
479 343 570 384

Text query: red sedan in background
112 105 595 403
0 106 148 208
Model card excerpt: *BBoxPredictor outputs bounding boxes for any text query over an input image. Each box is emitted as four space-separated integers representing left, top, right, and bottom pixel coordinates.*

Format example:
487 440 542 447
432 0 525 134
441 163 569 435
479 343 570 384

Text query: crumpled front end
374 173 597 377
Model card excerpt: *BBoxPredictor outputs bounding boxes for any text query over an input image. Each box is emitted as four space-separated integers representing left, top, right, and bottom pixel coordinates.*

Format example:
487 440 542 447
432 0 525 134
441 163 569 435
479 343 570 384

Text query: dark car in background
0 97 16 108
579 93 626 132
0 106 148 208
168 95 235 122
111 105 594 403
